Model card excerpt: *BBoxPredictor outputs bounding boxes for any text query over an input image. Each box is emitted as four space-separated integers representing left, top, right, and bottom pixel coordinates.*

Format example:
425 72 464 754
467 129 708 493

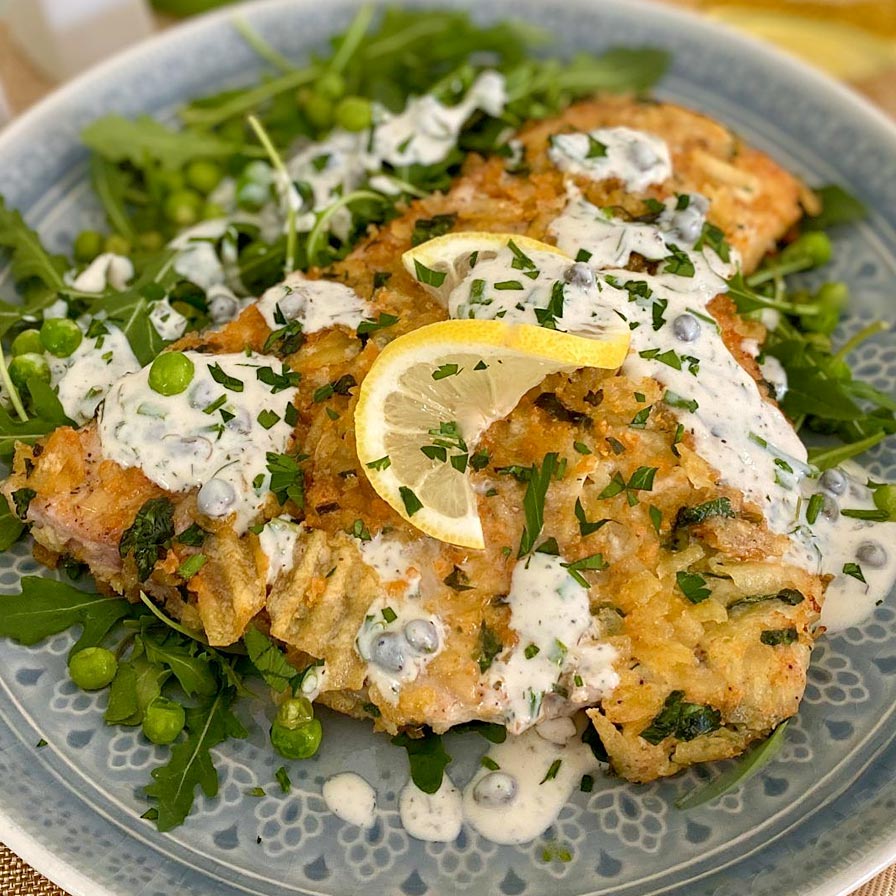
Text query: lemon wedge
354 319 630 549
402 232 570 303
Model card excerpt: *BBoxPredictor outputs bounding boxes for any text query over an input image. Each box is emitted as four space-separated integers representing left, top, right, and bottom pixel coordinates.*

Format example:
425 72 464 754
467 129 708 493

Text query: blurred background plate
0 1 895 895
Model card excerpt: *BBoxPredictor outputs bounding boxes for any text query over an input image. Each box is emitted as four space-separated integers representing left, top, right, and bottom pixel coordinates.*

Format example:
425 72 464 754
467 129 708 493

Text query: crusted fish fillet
2 97 823 782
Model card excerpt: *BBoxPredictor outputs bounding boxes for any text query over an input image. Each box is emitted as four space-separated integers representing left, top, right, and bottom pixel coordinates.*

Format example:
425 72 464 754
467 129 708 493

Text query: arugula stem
233 18 295 73
747 257 812 288
364 18 450 61
246 115 297 273
328 4 375 73
808 432 887 471
306 190 386 266
138 591 209 646
179 68 319 129
833 320 889 363
0 342 29 423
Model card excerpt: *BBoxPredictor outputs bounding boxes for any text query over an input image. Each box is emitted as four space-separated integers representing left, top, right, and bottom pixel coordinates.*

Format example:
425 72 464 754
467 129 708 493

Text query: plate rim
1 1 896 894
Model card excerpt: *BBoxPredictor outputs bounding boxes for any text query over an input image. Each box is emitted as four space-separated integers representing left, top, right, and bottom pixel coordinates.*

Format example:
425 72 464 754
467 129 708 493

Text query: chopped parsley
518 453 559 556
640 691 721 744
413 259 447 288
476 622 503 673
760 628 798 646
676 570 712 604
208 363 244 393
399 486 423 516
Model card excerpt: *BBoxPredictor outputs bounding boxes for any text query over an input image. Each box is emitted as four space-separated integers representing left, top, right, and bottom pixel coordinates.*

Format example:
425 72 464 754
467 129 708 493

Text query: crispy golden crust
2 97 820 781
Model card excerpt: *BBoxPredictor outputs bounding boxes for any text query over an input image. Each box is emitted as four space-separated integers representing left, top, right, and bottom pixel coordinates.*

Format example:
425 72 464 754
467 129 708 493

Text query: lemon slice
403 232 571 303
707 7 896 81
354 319 630 549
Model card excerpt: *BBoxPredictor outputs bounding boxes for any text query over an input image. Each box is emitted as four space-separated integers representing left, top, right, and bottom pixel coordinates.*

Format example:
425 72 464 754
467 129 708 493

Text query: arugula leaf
119 497 175 582
90 155 136 240
142 634 218 697
82 115 256 171
106 651 169 726
243 626 299 693
449 721 507 743
145 686 247 832
676 721 789 809
0 498 24 550
88 252 178 364
0 576 132 652
391 729 452 795
803 185 867 231
0 196 67 293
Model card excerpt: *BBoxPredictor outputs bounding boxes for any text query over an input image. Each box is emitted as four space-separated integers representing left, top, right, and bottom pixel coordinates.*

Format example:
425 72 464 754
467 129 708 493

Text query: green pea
803 281 847 334
40 318 83 358
142 697 186 745
104 233 131 256
148 351 195 396
8 353 51 391
270 717 322 760
873 484 896 520
781 231 832 268
316 71 346 100
164 189 203 226
301 90 333 132
73 230 104 263
68 647 118 691
139 231 165 251
186 159 223 194
11 329 44 357
335 96 372 132
202 201 226 220
155 169 185 193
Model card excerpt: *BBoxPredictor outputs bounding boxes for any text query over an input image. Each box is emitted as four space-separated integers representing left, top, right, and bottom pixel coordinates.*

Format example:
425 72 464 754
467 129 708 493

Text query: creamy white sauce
256 272 371 335
358 533 421 596
446 242 626 337
43 299 68 319
275 71 507 239
355 596 445 703
373 71 506 168
484 553 618 734
462 724 597 845
258 516 303 585
548 127 672 192
398 775 464 842
322 773 377 828
169 219 240 292
547 193 810 537
297 661 328 701
799 463 896 632
148 298 188 342
69 253 134 293
97 351 298 532
49 322 140 425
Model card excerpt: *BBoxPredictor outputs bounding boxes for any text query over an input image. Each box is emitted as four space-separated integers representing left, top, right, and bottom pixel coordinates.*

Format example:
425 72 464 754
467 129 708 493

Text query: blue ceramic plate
1 2 895 894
